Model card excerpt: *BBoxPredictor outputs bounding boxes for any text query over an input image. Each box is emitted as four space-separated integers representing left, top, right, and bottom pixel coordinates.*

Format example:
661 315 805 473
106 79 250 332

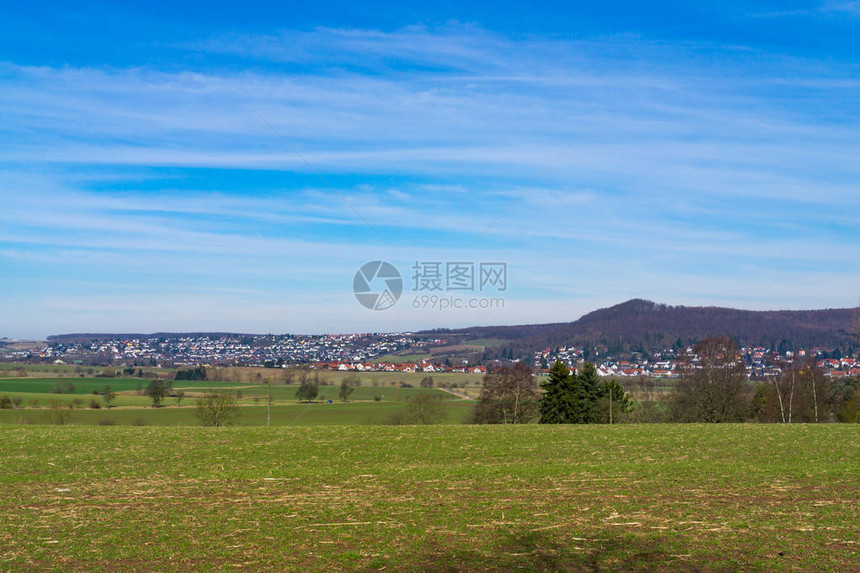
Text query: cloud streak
1 23 858 337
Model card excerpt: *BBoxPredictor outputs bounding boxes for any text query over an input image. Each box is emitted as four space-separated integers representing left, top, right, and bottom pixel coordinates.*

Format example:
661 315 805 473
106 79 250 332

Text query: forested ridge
425 299 859 358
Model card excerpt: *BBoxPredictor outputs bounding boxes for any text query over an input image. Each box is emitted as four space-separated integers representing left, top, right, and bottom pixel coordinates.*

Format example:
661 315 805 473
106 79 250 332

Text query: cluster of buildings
5 333 856 381
309 361 486 374
533 346 682 378
817 357 860 378
534 345 858 380
17 333 432 367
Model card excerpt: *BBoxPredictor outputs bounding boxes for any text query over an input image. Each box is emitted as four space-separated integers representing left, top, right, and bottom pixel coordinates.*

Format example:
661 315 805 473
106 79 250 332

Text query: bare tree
781 360 826 423
101 385 116 409
295 372 319 402
472 362 540 424
338 379 355 402
144 379 167 407
625 376 664 423
194 391 240 427
750 358 829 423
266 377 272 426
386 393 447 425
668 337 750 423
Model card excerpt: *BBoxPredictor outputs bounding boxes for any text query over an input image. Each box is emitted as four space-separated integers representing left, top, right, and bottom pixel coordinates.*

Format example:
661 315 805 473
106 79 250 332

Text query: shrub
97 418 116 426
194 391 240 427
0 395 12 409
50 380 76 394
338 380 355 402
175 366 207 381
295 377 319 403
89 398 101 409
194 392 240 427
343 373 361 387
47 401 72 425
385 394 447 425
144 379 167 407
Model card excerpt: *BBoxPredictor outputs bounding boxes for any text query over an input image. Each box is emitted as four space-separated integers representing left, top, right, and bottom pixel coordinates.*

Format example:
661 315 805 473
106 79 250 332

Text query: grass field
368 352 432 363
0 377 219 395
0 376 475 426
1 424 857 571
0 402 477 426
0 363 100 376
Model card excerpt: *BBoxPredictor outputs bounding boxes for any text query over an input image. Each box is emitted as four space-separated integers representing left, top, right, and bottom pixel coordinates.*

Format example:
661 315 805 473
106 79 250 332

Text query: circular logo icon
353 261 403 310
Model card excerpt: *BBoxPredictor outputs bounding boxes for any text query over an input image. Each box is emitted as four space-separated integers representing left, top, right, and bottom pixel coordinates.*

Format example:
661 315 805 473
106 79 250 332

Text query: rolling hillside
425 299 859 358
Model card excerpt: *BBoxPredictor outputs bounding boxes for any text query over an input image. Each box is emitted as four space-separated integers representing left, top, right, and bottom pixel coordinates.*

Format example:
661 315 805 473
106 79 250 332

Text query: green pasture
366 352 433 363
0 424 856 571
201 382 461 402
0 400 476 426
0 392 153 409
0 363 91 376
0 377 473 426
0 377 216 395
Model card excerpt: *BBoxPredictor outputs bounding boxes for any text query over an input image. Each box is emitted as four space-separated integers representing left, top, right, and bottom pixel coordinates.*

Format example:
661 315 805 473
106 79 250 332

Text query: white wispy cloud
1 23 858 337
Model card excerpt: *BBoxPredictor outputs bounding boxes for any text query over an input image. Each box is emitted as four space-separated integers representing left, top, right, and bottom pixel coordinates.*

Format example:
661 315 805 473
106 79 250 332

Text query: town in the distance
2 326 860 379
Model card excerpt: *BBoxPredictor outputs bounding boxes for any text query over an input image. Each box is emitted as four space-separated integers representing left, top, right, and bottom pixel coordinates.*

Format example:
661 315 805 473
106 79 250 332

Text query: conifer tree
539 361 577 423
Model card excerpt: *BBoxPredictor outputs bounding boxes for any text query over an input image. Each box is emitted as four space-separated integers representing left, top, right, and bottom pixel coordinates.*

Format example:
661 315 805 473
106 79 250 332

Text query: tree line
470 337 859 424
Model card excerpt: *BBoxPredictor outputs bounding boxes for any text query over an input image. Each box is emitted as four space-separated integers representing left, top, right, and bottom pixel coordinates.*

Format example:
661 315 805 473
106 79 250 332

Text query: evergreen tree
576 362 602 422
540 361 577 423
540 361 614 424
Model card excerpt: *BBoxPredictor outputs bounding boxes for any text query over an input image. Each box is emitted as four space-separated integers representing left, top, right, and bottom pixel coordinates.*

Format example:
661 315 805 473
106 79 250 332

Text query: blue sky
1 1 859 338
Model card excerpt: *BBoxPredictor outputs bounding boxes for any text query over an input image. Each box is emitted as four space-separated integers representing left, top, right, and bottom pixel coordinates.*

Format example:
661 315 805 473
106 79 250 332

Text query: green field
0 402 477 426
0 377 217 395
0 376 475 426
1 424 856 571
369 352 433 363
0 363 106 376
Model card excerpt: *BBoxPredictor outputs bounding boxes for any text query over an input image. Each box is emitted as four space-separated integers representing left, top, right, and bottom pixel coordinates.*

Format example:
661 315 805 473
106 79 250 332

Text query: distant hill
44 299 859 360
422 299 859 358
